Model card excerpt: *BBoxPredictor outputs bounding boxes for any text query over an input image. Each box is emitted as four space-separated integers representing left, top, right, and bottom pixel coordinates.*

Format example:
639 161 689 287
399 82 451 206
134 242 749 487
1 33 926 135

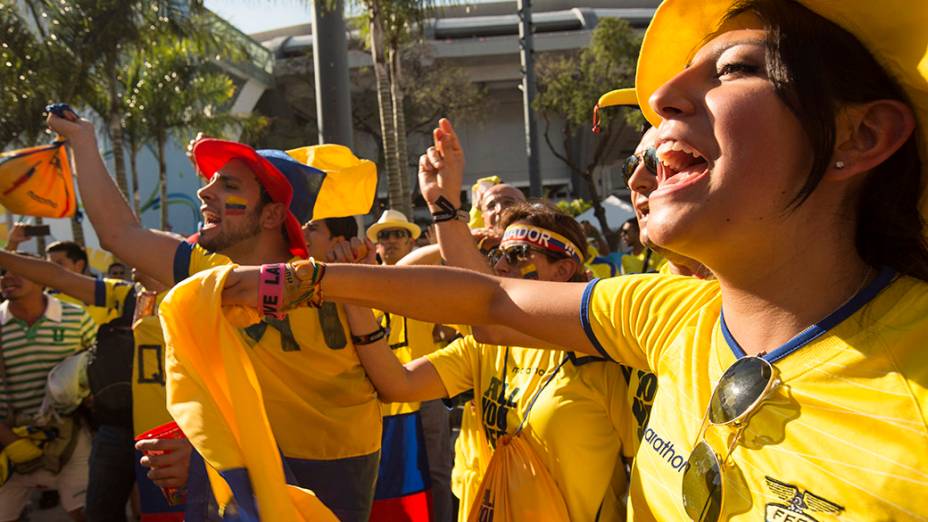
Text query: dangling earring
834 160 846 169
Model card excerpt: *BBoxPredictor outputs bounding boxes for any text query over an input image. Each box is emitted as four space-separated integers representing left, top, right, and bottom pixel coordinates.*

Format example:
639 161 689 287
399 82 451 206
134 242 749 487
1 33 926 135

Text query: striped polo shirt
0 296 96 420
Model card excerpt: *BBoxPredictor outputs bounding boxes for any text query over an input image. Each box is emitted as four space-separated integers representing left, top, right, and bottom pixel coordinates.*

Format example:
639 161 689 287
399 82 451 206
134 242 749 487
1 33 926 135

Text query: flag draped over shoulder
159 265 337 522
0 141 76 218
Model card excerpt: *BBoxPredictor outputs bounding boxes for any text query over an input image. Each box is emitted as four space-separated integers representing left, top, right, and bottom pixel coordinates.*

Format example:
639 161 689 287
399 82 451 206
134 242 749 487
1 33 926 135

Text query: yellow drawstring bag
466 357 571 522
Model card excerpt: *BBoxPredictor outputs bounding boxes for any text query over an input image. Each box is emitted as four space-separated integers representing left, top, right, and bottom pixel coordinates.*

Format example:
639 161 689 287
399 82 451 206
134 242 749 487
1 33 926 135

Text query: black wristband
351 326 388 346
430 195 468 224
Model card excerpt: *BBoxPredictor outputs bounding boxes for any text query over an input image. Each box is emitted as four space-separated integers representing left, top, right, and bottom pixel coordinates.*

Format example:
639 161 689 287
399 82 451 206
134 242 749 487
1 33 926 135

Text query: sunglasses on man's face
682 357 780 522
377 229 411 241
622 147 659 187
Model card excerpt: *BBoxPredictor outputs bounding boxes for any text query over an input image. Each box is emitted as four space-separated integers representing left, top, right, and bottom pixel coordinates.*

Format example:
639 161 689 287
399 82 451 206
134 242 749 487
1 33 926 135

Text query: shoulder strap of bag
514 355 569 436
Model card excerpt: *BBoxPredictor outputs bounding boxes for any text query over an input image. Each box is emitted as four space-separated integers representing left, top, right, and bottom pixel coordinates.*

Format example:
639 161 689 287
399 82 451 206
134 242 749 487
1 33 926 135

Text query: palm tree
125 36 263 230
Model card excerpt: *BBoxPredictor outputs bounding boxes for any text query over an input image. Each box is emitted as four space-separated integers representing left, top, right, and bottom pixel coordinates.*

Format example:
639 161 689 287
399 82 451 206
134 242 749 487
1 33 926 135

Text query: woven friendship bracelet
259 263 287 320
283 259 327 310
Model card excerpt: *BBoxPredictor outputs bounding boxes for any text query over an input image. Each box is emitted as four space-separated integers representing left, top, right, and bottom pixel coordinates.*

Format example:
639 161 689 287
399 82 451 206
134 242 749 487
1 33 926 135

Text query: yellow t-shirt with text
427 337 631 522
581 271 928 521
174 242 381 459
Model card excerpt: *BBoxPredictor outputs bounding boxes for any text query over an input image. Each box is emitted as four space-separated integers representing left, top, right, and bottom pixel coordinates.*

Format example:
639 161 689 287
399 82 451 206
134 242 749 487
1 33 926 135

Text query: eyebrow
687 38 767 68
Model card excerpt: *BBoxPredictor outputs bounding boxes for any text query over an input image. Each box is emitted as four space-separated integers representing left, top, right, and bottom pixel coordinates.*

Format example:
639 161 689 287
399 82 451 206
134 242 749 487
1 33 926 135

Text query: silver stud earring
834 160 846 169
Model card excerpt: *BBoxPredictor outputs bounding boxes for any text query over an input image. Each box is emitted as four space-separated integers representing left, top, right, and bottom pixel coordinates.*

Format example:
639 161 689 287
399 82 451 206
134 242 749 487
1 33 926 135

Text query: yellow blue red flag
0 141 76 218
159 265 338 521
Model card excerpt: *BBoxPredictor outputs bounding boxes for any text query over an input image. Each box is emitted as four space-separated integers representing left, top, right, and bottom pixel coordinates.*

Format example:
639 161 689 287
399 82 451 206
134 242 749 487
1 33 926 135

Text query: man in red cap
47 111 382 521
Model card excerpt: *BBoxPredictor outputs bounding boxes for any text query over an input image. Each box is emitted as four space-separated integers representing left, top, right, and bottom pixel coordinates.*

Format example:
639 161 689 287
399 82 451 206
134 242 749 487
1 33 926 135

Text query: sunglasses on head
623 147 659 187
682 356 780 522
377 229 411 241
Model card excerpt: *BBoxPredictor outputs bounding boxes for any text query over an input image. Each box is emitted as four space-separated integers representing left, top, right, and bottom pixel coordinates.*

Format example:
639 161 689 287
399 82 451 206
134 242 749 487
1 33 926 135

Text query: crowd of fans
2 0 928 521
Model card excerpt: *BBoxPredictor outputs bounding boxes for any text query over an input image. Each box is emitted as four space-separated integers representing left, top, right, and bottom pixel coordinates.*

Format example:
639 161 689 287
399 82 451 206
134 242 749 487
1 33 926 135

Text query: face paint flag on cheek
520 263 539 280
224 196 248 216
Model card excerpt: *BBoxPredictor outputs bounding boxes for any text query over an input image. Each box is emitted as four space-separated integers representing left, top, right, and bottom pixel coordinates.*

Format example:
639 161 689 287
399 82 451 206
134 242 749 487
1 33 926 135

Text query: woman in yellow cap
219 0 928 519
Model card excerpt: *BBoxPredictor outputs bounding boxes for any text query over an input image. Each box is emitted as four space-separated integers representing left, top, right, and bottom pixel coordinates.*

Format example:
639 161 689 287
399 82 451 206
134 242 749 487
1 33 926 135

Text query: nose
628 159 658 197
649 67 699 121
197 177 218 204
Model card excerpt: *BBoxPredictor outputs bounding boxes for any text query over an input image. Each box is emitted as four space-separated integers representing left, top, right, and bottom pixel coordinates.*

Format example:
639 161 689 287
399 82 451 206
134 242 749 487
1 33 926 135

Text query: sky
205 0 313 35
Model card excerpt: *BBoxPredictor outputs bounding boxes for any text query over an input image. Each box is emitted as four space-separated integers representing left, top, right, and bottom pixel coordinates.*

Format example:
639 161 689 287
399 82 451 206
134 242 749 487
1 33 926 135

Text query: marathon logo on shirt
764 476 844 522
642 427 690 473
481 376 521 447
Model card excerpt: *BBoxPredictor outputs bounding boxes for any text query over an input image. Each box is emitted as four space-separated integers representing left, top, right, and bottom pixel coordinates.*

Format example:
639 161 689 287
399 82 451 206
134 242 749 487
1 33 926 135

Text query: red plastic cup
135 421 188 506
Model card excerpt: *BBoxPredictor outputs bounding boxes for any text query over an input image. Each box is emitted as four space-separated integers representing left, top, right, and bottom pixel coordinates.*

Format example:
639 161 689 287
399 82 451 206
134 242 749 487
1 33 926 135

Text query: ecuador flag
0 141 76 218
159 265 338 521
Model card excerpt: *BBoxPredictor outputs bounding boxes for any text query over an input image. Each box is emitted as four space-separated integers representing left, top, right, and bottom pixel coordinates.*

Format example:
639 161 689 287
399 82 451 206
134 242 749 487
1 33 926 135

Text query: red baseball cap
191 139 310 259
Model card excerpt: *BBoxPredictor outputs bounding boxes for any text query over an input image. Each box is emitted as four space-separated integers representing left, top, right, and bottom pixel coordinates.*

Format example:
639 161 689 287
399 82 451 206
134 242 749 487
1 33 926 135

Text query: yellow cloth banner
0 141 76 218
159 265 337 521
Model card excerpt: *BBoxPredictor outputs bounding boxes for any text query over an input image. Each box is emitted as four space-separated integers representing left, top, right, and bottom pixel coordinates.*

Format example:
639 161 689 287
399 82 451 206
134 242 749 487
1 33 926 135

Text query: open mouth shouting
654 139 710 195
200 207 222 232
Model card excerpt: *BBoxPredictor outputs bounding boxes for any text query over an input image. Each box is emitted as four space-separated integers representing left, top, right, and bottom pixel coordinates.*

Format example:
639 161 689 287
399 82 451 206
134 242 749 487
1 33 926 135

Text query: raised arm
418 119 495 274
221 261 596 356
46 110 182 286
0 250 96 305
341 303 448 403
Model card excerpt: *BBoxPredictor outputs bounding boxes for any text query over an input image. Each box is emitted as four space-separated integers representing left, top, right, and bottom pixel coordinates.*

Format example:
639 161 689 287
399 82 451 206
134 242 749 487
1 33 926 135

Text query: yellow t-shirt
174 242 382 459
427 337 631 522
581 270 928 521
376 312 442 416
48 277 132 327
620 250 666 275
131 290 174 435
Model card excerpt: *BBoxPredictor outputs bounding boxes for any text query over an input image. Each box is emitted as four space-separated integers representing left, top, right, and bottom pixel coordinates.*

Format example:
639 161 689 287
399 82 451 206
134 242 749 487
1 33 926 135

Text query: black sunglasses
622 147 659 187
488 244 543 266
682 357 780 522
377 229 411 241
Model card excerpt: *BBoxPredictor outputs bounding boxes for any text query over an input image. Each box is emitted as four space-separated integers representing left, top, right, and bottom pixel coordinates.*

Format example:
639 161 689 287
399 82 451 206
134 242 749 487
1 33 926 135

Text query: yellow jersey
48 277 131 327
581 270 928 521
619 250 666 275
427 336 632 522
130 290 173 435
174 242 381 460
376 312 442 416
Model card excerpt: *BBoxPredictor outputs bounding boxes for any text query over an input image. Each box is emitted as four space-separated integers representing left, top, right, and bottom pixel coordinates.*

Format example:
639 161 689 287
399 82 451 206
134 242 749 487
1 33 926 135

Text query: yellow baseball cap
634 0 928 215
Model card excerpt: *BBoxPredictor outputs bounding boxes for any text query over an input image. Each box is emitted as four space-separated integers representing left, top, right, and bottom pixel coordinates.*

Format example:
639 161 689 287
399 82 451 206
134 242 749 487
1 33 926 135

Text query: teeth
656 140 705 170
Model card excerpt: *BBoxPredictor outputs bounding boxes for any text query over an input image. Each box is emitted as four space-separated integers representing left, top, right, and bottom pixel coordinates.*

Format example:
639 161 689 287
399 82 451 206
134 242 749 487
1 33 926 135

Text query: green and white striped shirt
0 296 95 420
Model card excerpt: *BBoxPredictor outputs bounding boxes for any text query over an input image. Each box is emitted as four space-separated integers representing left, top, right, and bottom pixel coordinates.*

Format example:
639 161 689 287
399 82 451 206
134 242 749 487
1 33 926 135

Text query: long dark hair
723 0 928 280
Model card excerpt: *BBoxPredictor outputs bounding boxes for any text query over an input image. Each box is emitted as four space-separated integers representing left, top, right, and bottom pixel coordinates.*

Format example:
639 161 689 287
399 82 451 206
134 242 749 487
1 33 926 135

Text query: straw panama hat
632 0 928 222
366 209 422 243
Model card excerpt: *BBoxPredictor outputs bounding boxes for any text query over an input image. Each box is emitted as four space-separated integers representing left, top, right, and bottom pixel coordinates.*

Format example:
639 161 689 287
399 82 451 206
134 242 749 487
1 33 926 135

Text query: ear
552 258 579 282
260 202 288 229
828 100 916 181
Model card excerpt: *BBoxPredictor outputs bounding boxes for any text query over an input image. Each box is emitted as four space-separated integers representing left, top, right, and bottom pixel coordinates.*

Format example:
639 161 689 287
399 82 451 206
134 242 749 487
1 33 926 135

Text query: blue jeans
86 424 135 521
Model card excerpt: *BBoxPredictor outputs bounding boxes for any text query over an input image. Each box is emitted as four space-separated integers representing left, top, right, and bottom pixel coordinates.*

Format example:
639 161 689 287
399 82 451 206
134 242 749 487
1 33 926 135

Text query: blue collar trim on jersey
721 266 896 363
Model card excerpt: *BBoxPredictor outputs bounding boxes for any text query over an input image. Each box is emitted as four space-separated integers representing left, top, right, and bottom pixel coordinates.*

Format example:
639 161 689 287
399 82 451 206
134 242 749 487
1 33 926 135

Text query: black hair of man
46 241 89 273
325 217 359 241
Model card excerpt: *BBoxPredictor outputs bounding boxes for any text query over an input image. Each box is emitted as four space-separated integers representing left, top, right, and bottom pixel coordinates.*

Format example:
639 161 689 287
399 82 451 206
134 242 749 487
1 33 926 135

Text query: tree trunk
369 7 403 215
106 65 130 200
388 45 413 217
157 133 169 231
129 138 142 218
